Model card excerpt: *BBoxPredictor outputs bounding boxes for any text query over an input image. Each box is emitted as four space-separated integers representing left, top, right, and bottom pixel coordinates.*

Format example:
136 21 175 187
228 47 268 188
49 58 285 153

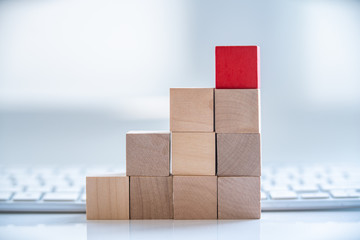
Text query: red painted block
216 46 260 89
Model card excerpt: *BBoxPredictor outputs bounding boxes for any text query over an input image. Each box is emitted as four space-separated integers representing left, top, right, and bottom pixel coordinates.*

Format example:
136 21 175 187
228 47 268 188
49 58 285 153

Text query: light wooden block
215 89 260 133
130 176 173 219
173 176 217 219
218 177 261 219
86 174 129 220
217 133 261 176
126 131 170 176
170 88 214 132
172 132 215 176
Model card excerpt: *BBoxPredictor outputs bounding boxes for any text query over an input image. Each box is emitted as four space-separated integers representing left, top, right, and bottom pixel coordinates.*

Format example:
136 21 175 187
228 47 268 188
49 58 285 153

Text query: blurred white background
0 0 359 166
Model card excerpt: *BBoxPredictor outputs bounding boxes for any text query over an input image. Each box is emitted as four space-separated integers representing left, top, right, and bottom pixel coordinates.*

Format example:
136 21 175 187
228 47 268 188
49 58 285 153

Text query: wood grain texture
215 89 260 133
172 132 215 176
126 132 170 176
216 46 260 89
130 176 173 219
173 176 217 219
217 133 261 176
86 175 129 220
170 88 214 132
218 177 261 219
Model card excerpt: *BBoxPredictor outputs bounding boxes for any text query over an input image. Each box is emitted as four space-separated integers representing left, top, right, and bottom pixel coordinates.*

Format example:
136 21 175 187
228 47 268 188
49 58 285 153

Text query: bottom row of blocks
86 175 260 220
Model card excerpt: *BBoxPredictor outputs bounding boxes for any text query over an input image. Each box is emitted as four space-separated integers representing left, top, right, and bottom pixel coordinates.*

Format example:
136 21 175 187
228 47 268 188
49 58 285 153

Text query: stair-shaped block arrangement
86 45 261 220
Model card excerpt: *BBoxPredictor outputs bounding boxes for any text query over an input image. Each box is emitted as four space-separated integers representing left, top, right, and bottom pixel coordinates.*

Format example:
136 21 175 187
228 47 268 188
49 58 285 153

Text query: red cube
216 46 260 89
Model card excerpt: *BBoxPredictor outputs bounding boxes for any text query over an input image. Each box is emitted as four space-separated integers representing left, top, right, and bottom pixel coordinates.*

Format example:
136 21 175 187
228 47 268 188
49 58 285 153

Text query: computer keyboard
0 165 359 212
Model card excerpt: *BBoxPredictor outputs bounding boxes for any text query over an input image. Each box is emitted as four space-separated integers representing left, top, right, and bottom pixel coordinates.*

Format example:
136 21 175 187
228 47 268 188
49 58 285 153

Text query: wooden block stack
86 45 261 220
170 88 217 219
127 131 172 219
216 46 261 219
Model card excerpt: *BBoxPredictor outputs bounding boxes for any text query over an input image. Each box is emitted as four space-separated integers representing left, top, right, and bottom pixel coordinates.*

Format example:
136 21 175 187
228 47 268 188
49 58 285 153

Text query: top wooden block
216 46 260 89
170 88 214 132
126 131 170 176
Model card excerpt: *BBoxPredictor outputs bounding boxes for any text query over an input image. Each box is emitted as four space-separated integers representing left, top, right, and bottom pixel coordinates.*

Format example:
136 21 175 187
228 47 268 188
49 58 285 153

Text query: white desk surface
1 209 360 240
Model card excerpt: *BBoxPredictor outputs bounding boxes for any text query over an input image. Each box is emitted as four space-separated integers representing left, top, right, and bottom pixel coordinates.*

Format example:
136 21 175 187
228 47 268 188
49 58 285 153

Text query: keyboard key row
262 182 360 193
268 190 360 200
330 190 360 198
0 192 82 202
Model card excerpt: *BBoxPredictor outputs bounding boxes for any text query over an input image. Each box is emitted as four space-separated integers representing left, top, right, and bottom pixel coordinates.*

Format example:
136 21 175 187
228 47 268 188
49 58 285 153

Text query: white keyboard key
0 181 14 188
330 190 360 199
274 177 299 185
301 192 330 199
261 191 267 200
81 194 86 202
0 186 24 192
55 186 82 192
330 177 360 184
346 174 360 179
321 184 360 191
41 176 68 183
15 178 42 186
270 191 297 200
43 182 71 189
43 192 79 201
263 184 289 192
320 184 336 191
302 178 329 186
26 186 53 192
292 184 318 192
329 177 348 185
0 192 12 201
344 183 360 190
13 192 42 201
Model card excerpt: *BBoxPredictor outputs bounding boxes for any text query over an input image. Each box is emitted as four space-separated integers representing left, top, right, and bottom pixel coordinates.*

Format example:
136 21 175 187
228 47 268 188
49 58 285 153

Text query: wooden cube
86 174 129 220
170 88 214 132
172 132 215 176
173 176 217 219
216 46 260 89
218 177 261 219
126 131 170 176
217 133 261 176
215 89 260 133
130 176 173 219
